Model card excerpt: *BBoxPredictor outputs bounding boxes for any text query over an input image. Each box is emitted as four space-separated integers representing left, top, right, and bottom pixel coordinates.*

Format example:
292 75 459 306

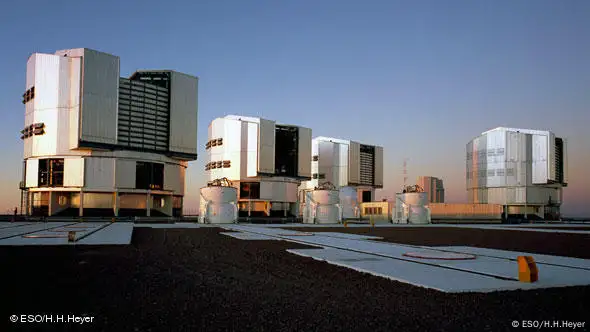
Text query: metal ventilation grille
117 78 170 151
555 138 563 183
359 145 375 186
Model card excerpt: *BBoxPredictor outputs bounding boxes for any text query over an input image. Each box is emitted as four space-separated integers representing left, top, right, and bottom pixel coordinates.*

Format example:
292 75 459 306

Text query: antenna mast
403 158 408 188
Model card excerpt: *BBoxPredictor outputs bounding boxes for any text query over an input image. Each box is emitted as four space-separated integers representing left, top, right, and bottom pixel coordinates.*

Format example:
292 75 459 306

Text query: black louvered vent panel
555 138 564 184
359 145 375 186
117 75 170 152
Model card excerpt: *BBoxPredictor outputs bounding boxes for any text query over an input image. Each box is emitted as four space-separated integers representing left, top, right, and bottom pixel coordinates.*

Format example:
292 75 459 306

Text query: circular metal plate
403 251 477 260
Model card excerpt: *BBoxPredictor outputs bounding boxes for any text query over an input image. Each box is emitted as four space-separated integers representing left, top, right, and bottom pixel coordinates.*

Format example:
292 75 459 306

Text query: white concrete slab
0 222 37 230
261 223 396 228
0 235 71 246
437 246 590 270
288 248 522 293
287 247 590 292
0 222 131 246
134 223 203 229
0 222 80 242
220 232 278 241
226 225 590 292
260 223 590 234
309 232 383 240
76 223 134 245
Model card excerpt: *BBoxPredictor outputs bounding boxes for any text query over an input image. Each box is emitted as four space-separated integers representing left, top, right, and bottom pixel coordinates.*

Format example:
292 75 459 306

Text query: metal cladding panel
374 146 383 187
465 140 473 190
532 134 549 184
259 181 297 202
476 135 488 188
484 130 505 188
33 54 61 111
64 157 85 187
24 57 36 158
331 143 341 186
68 58 82 149
348 141 361 184
84 157 115 191
164 163 184 194
260 181 274 200
83 193 113 209
239 122 249 178
169 72 198 156
246 122 258 177
49 57 82 153
30 54 61 156
79 49 119 145
26 55 36 89
208 118 241 181
466 136 485 190
318 141 334 184
115 159 136 189
515 187 526 204
338 143 349 187
25 159 39 187
119 194 147 209
486 187 506 205
257 118 275 174
297 126 312 178
31 108 58 156
311 139 319 155
429 203 503 219
527 187 561 205
285 182 298 202
505 131 525 187
55 48 85 58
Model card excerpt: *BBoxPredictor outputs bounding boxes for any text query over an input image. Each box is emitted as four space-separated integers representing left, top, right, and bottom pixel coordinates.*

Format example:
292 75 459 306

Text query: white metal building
299 137 384 204
206 115 312 218
466 127 568 220
20 48 198 217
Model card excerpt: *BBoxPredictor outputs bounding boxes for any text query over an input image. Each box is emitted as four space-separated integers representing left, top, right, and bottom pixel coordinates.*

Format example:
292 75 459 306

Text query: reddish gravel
0 227 589 332
285 226 590 259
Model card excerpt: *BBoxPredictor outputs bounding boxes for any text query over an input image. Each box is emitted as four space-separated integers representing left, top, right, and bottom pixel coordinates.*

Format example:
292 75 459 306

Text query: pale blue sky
0 0 589 215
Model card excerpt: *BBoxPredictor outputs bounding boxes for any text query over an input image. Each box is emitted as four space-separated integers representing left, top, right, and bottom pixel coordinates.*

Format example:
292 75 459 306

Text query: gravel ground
286 226 590 259
1 227 588 332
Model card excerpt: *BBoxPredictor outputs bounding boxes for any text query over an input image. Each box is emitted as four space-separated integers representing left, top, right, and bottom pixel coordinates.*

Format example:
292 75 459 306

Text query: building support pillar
164 195 173 217
113 192 120 217
48 191 55 217
79 191 84 217
146 192 151 217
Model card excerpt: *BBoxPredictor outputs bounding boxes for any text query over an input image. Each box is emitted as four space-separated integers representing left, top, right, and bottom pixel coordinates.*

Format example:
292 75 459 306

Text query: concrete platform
76 223 134 245
0 222 38 230
307 232 383 240
266 223 590 233
220 232 278 241
436 246 590 270
224 224 590 293
0 222 79 242
134 223 203 229
0 222 133 246
288 248 520 293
